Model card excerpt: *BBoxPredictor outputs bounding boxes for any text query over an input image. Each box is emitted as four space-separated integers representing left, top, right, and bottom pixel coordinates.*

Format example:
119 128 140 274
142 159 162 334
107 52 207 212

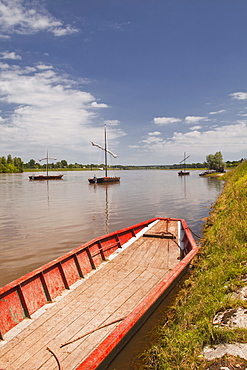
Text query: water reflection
205 176 224 191
179 175 187 198
89 183 119 235
0 170 223 287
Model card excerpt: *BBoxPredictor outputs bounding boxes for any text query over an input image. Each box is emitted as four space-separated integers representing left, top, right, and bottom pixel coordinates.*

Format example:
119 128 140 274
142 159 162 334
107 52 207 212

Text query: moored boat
88 175 120 184
88 124 120 184
29 151 63 180
29 174 63 180
0 217 198 370
178 170 190 176
199 170 216 176
178 152 190 176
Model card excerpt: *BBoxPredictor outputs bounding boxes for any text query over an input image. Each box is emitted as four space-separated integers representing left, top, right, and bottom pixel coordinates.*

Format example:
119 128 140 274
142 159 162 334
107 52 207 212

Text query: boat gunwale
76 218 198 370
0 218 181 297
0 221 143 296
0 217 198 369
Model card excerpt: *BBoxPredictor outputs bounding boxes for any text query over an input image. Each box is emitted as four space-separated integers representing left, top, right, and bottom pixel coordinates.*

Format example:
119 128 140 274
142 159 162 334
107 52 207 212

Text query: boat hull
88 176 120 184
29 174 63 180
178 171 190 176
0 217 198 370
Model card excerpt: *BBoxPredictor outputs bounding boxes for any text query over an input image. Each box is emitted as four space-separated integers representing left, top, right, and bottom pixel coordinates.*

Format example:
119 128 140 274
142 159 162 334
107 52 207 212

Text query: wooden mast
104 124 108 178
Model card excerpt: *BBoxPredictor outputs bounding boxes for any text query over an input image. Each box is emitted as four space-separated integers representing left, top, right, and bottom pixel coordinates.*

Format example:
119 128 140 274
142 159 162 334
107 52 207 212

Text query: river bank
140 160 247 369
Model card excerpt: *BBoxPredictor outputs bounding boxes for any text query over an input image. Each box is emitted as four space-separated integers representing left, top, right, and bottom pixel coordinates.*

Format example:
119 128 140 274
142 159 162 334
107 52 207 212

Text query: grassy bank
141 160 247 370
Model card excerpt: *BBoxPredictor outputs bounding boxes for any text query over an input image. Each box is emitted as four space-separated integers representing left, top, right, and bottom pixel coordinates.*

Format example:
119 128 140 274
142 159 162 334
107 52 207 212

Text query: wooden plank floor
0 220 180 370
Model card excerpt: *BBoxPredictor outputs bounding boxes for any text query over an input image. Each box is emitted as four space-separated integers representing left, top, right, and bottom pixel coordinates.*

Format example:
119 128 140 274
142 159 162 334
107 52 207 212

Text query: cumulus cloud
184 116 208 124
189 125 202 130
133 122 247 161
209 109 226 115
0 0 78 37
171 123 247 150
153 117 182 125
230 92 247 100
0 62 125 161
142 135 163 145
104 120 120 126
148 131 161 136
0 51 22 60
91 101 109 108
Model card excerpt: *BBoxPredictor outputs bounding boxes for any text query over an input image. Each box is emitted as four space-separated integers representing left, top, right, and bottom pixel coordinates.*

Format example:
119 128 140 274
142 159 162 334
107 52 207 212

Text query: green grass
141 160 247 370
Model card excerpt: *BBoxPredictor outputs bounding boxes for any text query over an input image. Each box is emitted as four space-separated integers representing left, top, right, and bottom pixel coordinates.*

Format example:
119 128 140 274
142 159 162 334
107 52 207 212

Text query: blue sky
0 0 246 165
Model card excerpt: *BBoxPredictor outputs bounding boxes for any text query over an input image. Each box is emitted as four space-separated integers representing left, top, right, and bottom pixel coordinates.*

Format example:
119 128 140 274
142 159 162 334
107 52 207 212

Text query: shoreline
141 160 247 369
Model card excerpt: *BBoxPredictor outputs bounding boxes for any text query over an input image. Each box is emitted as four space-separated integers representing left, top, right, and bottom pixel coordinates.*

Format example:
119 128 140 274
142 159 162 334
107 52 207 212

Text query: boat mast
104 124 108 177
39 150 57 176
179 153 190 173
46 150 49 176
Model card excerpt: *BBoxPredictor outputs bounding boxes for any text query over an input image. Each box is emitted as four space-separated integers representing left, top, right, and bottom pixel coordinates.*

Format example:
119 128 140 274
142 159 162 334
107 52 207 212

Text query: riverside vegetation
140 160 247 370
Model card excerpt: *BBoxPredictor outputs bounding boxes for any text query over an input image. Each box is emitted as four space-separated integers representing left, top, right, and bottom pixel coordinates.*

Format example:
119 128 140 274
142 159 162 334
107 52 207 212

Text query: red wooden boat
0 217 198 370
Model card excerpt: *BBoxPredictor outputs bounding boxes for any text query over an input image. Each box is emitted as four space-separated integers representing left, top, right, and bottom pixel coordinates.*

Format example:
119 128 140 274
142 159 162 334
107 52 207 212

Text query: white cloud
153 117 182 125
189 125 202 130
230 92 247 100
171 123 247 150
0 62 125 161
148 131 161 136
0 51 22 60
91 101 109 108
184 116 208 124
134 122 247 161
209 109 226 115
142 135 163 145
0 0 78 37
104 120 120 126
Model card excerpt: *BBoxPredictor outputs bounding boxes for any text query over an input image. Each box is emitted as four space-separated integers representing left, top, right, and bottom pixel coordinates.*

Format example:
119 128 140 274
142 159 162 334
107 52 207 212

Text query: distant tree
13 157 24 172
206 151 225 171
7 154 13 164
61 160 68 168
0 156 7 172
0 155 23 173
27 159 36 169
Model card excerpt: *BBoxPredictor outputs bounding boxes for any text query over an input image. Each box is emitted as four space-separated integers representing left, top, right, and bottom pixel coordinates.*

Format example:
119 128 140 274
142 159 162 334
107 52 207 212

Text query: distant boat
199 170 216 177
29 151 63 180
88 124 120 184
178 153 190 176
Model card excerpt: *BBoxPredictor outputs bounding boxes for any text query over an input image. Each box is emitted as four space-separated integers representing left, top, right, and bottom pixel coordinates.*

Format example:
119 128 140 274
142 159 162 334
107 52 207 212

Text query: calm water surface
0 170 223 287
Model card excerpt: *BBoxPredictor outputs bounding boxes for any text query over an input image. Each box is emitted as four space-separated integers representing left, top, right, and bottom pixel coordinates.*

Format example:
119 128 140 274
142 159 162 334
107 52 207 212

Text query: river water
0 170 223 288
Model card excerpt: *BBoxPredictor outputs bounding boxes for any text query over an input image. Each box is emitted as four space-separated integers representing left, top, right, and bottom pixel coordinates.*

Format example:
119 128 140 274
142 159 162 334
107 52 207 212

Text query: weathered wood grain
0 220 180 370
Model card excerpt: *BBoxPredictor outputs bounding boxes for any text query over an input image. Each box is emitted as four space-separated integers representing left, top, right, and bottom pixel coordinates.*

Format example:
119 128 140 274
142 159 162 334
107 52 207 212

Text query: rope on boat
60 316 126 348
47 347 62 370
188 228 201 239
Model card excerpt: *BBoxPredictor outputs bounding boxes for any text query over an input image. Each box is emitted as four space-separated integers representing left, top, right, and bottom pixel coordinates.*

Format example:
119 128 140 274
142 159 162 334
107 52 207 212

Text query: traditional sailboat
178 153 190 176
88 125 120 184
29 151 63 180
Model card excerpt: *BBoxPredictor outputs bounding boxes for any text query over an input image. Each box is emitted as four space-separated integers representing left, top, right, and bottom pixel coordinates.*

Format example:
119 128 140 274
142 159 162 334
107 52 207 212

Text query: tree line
0 152 244 173
0 155 24 173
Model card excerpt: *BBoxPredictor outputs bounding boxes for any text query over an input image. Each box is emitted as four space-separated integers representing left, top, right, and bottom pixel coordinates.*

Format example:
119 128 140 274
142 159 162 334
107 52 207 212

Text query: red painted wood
43 265 66 300
76 219 198 370
61 257 81 287
0 218 152 337
0 289 25 337
21 277 47 316
76 249 94 276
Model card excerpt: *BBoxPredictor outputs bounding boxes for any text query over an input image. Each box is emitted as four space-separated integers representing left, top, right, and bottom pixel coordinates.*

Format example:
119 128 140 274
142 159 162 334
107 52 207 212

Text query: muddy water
0 170 222 287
